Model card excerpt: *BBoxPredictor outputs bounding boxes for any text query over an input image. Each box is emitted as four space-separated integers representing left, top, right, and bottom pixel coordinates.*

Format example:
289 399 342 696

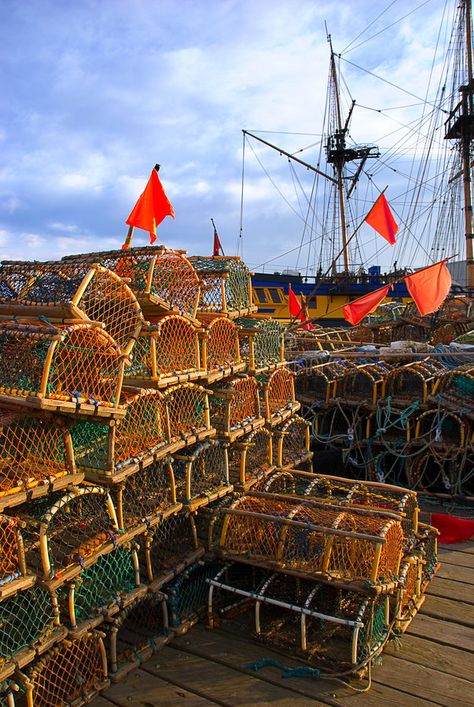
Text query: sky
0 0 459 275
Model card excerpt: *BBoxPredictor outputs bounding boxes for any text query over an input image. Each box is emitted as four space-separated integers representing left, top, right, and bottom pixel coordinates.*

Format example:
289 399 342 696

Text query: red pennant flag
365 193 398 245
125 168 174 245
404 260 451 316
431 513 474 544
212 220 224 256
343 285 391 326
288 286 314 330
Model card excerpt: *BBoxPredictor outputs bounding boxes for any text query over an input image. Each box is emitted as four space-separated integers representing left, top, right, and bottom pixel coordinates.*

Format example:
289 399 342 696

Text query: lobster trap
259 366 300 425
189 256 255 318
0 261 144 357
137 511 202 589
0 409 81 511
212 493 404 591
56 544 142 631
17 487 121 586
62 245 201 320
414 523 439 587
227 427 274 489
295 360 353 405
394 555 424 632
335 363 391 406
0 322 125 419
201 317 245 382
386 359 446 406
235 317 285 374
0 585 64 681
107 591 170 682
208 562 391 675
433 364 474 412
17 630 108 706
124 315 205 388
415 409 469 449
115 459 180 534
210 375 265 441
312 402 365 449
0 514 31 600
163 383 214 446
71 389 169 482
173 440 232 511
167 560 223 632
274 415 311 469
0 681 21 707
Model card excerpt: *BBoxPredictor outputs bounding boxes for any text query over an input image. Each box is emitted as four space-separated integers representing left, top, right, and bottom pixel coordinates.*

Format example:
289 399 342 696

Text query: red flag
404 260 451 316
431 513 474 544
365 193 398 245
288 286 314 330
125 168 174 245
212 219 224 256
343 285 391 326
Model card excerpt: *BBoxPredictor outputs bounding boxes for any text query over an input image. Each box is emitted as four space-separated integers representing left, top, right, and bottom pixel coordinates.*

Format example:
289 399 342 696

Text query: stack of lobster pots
0 246 313 705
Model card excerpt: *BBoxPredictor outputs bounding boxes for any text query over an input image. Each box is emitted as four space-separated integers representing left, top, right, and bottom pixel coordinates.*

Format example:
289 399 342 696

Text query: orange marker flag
125 166 175 246
212 219 224 256
288 285 314 330
343 285 391 326
404 260 451 316
365 193 398 245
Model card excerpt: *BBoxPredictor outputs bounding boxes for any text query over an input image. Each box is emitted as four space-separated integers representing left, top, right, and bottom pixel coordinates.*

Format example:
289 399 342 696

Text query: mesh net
24 632 104 707
173 441 228 502
57 546 137 626
417 410 465 447
437 365 474 406
337 364 390 403
113 592 168 669
18 488 118 578
0 514 22 585
164 384 210 440
398 559 420 619
260 367 296 420
0 410 73 501
189 256 252 313
235 318 284 371
118 459 176 528
387 360 446 403
295 361 352 402
211 377 260 433
277 415 310 468
167 561 222 628
205 318 240 372
138 512 198 581
0 586 56 664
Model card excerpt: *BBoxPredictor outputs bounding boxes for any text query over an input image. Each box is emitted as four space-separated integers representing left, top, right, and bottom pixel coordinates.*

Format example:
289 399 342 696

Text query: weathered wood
384 632 474 681
87 698 116 707
436 562 474 584
426 576 474 604
438 541 474 555
408 614 474 652
102 667 217 705
420 594 474 628
437 548 474 568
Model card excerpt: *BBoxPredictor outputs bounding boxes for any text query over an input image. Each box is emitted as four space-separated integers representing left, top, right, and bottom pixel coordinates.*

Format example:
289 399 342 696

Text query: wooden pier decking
91 539 474 707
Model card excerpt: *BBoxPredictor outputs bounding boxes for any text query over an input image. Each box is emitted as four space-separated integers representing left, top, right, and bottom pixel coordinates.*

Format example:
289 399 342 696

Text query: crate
235 317 285 375
208 562 391 675
433 364 474 411
386 359 446 405
211 375 265 442
274 415 311 469
173 440 232 511
0 408 82 512
71 389 170 483
124 315 205 388
163 383 214 446
415 409 468 448
17 487 121 586
335 363 391 406
415 522 440 588
17 630 109 706
0 321 125 419
62 245 201 319
107 591 171 682
0 585 65 681
259 367 300 426
189 256 255 318
201 317 245 382
0 261 144 357
227 427 274 489
0 514 32 601
56 544 143 631
295 360 353 404
167 560 223 633
212 494 404 592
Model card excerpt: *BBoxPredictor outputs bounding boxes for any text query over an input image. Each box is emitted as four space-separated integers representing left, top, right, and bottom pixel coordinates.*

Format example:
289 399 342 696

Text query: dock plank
439 541 474 555
437 548 474 568
426 576 474 604
384 632 474 680
436 562 474 584
102 667 219 706
408 614 474 652
420 594 474 627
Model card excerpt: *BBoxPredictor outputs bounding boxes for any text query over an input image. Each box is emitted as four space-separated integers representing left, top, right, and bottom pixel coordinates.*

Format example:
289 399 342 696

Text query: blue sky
0 0 456 273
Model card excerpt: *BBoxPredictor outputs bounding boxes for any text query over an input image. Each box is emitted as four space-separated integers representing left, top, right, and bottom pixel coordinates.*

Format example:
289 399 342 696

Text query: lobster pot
259 367 299 425
202 317 244 382
194 496 235 552
0 586 61 678
17 631 108 706
0 682 21 707
0 322 125 418
163 383 214 445
234 317 285 374
336 364 390 406
435 364 474 409
415 409 468 448
211 376 264 441
386 360 446 405
167 560 223 631
124 315 204 388
406 450 462 494
71 389 168 482
314 403 363 449
56 544 141 631
372 401 414 444
295 361 352 404
208 564 390 674
189 256 255 318
63 245 201 320
258 470 419 542
215 495 404 589
414 523 439 587
394 556 423 632
115 459 180 533
107 591 169 681
17 487 120 585
0 514 28 599
274 415 311 469
0 261 144 356
138 511 202 587
172 441 232 511
0 409 80 511
227 428 274 487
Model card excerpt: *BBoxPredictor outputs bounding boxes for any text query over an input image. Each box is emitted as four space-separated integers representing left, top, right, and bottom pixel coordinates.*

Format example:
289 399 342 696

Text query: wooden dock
93 540 474 707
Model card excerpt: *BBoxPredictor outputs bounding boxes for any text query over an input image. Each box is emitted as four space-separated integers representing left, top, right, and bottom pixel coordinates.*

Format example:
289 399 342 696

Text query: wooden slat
437 548 474 568
436 562 474 584
88 698 116 707
384 632 474 681
439 541 474 555
420 594 474 627
427 576 474 604
102 667 218 706
408 614 474 652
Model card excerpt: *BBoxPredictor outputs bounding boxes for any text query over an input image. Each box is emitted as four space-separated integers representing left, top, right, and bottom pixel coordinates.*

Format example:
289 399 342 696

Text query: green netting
125 336 153 379
0 586 56 663
0 681 22 707
236 318 284 369
167 561 222 627
114 593 169 671
70 420 109 471
57 546 136 625
357 599 389 664
189 257 251 311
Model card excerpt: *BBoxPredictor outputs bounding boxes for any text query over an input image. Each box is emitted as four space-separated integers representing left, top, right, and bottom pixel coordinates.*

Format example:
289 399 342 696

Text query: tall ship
246 0 474 324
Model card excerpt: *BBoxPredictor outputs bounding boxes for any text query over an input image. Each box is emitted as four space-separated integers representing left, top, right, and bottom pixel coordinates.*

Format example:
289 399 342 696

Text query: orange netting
204 317 240 373
211 376 262 434
173 440 229 504
163 383 211 441
276 415 311 468
260 367 298 422
189 256 253 314
0 513 23 585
